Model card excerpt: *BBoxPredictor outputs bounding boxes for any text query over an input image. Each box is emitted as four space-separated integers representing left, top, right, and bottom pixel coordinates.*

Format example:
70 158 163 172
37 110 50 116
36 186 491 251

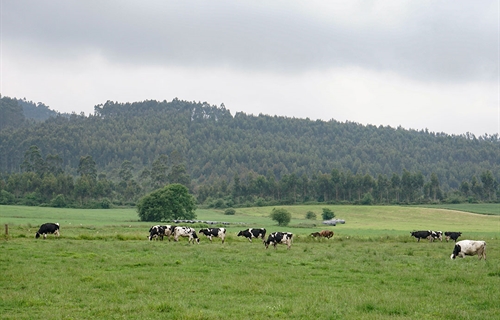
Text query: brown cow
319 230 334 238
310 230 334 239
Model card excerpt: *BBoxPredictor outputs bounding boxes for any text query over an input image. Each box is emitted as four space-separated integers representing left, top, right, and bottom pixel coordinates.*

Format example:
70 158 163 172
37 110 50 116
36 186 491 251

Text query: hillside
0 96 498 206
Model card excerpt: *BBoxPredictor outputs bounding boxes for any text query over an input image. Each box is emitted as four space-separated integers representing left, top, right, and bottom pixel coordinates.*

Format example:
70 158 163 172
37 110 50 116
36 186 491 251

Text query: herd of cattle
33 222 487 259
410 230 462 243
147 225 293 249
410 229 486 260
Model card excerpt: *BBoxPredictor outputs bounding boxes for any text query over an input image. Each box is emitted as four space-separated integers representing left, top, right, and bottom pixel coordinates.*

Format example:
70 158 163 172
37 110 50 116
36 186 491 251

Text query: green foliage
0 96 25 130
0 97 499 208
361 193 374 205
270 208 292 226
137 183 196 221
224 208 236 215
50 194 67 208
17 98 63 121
321 208 335 220
0 190 15 205
22 192 42 206
305 211 317 220
100 198 111 209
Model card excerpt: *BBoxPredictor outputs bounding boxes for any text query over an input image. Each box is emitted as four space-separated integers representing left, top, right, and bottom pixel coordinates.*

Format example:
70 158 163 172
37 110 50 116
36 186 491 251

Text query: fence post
4 224 8 239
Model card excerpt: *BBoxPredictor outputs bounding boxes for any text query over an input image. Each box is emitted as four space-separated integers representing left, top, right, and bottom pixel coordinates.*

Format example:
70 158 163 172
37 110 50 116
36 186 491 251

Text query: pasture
1 205 499 319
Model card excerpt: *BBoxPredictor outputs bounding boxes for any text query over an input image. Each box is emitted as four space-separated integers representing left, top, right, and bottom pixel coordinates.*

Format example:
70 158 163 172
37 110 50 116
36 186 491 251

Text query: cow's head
450 244 461 259
35 232 40 239
264 235 274 248
192 232 200 243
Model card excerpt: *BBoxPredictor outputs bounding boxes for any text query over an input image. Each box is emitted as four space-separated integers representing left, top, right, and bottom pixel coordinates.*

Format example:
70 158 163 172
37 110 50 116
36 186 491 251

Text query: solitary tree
305 211 317 220
137 183 196 221
270 208 291 226
321 208 335 220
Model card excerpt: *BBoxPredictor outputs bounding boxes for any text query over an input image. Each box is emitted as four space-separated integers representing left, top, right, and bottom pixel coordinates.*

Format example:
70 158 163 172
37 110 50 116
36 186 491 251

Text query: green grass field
417 203 500 216
1 205 499 319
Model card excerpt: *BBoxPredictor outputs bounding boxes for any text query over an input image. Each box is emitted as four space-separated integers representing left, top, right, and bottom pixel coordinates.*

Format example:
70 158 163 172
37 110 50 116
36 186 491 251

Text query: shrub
50 194 67 208
305 211 317 220
0 190 15 205
270 208 291 226
100 198 111 209
322 208 335 220
224 208 236 215
22 192 42 206
361 193 374 205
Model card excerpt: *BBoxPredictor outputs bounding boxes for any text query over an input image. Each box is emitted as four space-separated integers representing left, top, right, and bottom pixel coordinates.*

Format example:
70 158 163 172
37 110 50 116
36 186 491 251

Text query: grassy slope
417 203 500 215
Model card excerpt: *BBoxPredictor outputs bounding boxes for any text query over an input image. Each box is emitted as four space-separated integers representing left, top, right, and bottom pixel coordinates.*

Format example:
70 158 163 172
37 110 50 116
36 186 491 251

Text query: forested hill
0 97 498 194
0 96 68 131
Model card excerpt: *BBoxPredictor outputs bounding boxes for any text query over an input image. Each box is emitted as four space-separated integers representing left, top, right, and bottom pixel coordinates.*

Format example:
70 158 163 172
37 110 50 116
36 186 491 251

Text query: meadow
1 205 499 319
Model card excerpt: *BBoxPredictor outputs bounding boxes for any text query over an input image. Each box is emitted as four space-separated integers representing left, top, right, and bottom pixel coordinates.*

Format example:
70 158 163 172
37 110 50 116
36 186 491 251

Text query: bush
361 193 374 205
50 194 67 208
270 208 291 226
0 190 15 205
22 192 43 206
321 208 335 220
305 211 317 220
224 208 236 215
100 198 111 209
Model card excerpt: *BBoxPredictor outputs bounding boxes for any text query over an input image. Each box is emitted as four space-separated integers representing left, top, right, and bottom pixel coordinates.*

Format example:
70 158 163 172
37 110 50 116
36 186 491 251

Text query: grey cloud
2 0 497 81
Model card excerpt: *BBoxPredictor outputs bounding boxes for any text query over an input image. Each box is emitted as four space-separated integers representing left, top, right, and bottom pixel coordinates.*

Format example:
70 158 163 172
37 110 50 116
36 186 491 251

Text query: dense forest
0 95 498 208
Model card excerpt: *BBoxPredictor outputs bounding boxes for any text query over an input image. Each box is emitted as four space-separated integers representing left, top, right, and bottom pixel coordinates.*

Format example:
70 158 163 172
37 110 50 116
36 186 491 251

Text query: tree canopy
270 208 292 226
137 184 196 222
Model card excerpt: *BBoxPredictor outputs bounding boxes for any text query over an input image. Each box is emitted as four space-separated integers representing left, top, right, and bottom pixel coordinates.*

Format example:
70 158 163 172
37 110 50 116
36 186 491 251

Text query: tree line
0 96 498 208
0 144 497 208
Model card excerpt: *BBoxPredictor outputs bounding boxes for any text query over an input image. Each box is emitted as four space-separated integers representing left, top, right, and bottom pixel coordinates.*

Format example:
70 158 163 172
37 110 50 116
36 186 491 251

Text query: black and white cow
444 231 462 242
450 240 486 260
199 228 226 243
148 225 165 241
430 230 443 242
237 228 266 243
264 232 293 250
148 225 176 241
410 230 432 242
173 226 200 244
162 225 176 241
35 223 60 239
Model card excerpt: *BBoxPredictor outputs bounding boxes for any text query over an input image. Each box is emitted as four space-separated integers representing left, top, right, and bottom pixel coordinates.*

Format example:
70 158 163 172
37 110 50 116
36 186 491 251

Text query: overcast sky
1 0 498 136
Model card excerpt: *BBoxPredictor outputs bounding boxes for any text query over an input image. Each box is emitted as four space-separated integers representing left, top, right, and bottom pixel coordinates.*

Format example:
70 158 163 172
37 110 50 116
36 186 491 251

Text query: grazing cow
410 230 432 242
264 232 293 250
35 223 60 239
430 230 443 242
310 230 334 239
450 240 486 260
199 228 226 244
148 225 176 241
148 225 165 241
444 231 462 242
162 225 176 241
237 228 267 243
173 226 200 244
